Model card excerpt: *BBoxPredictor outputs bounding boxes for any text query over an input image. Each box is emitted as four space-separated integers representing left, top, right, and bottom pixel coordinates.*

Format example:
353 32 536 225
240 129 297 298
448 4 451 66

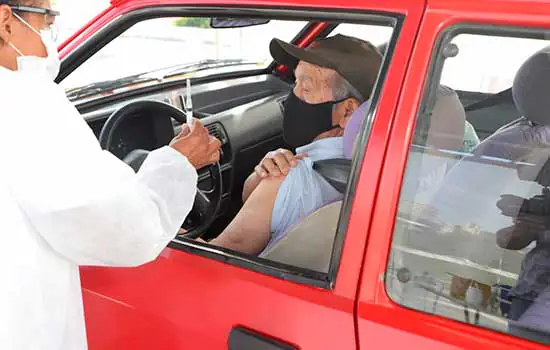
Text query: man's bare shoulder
253 175 287 197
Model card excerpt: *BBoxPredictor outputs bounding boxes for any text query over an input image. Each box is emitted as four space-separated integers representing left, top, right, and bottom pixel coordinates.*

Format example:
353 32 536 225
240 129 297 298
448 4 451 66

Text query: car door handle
228 326 297 350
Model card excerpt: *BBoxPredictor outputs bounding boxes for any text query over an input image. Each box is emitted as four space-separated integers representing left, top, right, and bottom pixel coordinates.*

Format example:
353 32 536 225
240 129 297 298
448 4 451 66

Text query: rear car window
440 34 549 93
386 28 550 345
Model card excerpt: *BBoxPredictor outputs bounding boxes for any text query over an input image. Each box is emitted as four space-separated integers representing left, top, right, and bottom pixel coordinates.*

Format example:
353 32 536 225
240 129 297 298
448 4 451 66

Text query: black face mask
282 91 345 148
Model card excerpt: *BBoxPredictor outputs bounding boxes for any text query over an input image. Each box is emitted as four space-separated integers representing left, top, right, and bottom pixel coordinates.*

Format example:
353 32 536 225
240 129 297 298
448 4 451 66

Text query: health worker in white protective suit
0 1 222 349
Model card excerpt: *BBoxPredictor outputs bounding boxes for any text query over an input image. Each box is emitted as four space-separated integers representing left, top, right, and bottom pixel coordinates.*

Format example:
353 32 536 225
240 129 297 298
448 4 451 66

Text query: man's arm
242 172 263 203
242 149 305 203
212 176 285 255
496 220 540 250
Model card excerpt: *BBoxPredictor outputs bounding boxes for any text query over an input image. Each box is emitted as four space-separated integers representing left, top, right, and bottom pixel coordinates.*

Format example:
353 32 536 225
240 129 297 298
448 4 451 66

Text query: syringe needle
185 78 193 128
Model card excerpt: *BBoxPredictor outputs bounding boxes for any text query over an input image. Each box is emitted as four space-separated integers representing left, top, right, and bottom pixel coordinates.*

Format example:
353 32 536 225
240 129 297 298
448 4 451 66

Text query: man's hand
255 148 307 178
242 149 305 203
497 194 526 217
497 194 547 228
170 120 222 169
496 194 542 249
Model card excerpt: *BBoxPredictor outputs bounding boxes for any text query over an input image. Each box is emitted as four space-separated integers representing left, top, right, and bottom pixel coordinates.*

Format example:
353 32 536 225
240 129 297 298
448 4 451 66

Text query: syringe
185 78 194 128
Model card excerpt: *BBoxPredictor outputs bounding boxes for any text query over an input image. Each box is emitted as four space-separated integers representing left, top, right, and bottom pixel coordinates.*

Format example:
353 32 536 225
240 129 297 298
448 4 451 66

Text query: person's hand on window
254 149 307 178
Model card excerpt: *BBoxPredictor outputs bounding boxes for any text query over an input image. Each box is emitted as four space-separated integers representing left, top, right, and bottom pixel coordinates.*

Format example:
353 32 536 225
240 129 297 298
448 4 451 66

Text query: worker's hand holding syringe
170 78 221 169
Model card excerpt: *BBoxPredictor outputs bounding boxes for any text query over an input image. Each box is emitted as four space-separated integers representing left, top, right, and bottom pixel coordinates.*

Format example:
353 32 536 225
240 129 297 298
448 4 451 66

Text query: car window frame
61 5 403 289
384 21 550 341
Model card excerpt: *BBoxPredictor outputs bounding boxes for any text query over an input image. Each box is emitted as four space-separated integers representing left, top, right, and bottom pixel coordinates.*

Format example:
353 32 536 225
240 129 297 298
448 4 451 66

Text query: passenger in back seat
491 47 550 337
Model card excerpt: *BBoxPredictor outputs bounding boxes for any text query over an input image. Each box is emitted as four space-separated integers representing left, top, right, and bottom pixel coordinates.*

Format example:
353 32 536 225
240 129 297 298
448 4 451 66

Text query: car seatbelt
464 88 512 112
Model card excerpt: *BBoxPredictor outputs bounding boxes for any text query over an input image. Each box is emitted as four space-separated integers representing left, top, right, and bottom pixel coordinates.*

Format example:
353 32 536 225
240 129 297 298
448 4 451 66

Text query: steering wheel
98 100 222 239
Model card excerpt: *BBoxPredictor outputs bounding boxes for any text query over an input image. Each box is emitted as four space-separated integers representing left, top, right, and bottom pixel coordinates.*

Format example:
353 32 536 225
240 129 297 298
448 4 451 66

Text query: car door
57 1 425 349
358 0 550 348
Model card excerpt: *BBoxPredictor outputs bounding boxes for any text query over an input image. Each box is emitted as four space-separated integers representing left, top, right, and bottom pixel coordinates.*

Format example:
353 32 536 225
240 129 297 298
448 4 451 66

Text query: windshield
60 17 308 98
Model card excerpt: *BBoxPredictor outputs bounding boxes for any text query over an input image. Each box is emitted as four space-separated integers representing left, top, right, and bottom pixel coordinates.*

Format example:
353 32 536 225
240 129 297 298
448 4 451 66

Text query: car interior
59 8 534 277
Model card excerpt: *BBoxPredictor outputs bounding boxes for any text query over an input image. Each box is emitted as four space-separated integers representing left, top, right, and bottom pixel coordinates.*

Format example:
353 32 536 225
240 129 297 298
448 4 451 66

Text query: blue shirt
260 137 345 255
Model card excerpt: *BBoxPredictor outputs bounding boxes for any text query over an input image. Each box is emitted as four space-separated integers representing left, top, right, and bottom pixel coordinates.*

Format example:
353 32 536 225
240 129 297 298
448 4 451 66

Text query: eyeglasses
9 5 60 41
8 5 60 17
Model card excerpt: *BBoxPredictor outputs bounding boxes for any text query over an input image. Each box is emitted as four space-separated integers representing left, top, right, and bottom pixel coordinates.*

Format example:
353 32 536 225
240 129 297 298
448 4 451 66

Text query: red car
57 0 550 348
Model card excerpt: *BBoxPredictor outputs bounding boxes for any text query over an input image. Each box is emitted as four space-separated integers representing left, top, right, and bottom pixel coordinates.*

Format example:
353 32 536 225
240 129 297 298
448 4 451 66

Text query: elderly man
206 34 382 255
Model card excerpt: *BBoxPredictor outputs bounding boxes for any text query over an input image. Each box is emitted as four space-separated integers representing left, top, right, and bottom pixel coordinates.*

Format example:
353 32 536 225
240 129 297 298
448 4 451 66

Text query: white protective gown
0 67 198 349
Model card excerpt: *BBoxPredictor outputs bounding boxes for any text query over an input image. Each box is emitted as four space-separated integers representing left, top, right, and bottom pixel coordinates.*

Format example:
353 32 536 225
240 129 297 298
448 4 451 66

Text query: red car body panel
357 1 550 350
59 0 550 348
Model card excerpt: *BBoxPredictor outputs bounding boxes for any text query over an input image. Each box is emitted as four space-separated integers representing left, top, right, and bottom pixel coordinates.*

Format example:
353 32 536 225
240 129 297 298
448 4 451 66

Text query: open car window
63 8 398 288
192 19 395 281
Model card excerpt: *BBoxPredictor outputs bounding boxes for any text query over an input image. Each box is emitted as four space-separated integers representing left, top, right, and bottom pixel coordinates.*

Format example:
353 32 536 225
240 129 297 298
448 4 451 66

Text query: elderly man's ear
337 98 361 128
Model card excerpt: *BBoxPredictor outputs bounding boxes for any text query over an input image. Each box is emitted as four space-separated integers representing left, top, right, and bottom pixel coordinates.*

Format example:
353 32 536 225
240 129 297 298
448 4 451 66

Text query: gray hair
331 72 365 103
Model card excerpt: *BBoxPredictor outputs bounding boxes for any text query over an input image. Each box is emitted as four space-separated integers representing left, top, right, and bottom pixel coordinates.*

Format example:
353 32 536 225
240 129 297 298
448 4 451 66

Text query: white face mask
8 13 60 81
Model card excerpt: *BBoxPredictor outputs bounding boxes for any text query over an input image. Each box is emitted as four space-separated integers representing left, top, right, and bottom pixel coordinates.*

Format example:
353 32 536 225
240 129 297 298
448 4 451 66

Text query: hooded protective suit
0 67 198 349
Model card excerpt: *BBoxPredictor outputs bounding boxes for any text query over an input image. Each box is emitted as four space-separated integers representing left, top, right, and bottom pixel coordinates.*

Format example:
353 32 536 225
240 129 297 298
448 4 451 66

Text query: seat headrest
512 46 550 126
343 101 370 159
424 85 466 150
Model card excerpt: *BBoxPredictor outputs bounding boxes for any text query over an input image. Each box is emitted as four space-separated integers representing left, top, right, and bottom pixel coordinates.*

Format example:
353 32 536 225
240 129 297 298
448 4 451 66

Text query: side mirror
210 17 270 28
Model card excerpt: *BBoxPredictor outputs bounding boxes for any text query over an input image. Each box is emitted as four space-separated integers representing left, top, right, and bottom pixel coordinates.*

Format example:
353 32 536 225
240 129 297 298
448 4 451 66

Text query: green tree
173 18 210 28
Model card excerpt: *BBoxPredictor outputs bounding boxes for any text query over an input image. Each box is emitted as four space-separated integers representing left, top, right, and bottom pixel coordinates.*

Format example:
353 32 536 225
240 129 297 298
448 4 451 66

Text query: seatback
261 201 342 272
400 86 467 207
